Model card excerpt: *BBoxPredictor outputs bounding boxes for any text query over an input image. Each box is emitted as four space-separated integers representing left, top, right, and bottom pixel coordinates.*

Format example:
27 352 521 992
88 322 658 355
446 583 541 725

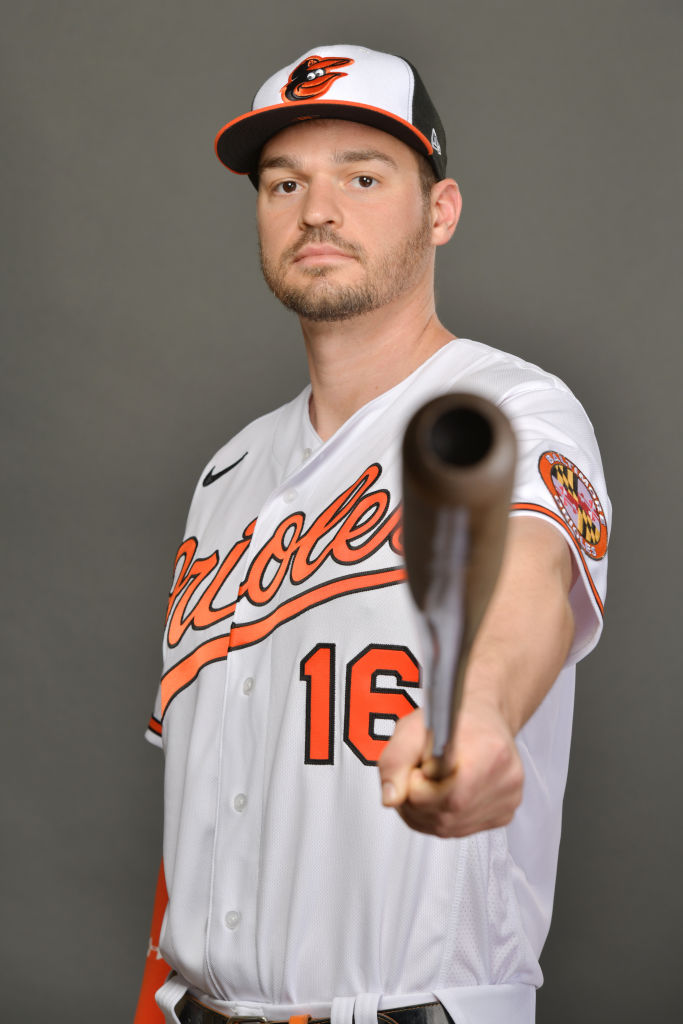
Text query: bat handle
418 713 459 782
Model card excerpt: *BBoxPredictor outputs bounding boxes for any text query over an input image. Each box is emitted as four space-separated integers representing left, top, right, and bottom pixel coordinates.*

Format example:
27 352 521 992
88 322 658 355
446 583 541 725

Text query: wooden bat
401 392 517 780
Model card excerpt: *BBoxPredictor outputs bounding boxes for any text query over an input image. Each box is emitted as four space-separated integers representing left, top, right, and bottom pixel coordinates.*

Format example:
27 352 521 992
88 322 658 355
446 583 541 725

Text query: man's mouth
293 244 356 264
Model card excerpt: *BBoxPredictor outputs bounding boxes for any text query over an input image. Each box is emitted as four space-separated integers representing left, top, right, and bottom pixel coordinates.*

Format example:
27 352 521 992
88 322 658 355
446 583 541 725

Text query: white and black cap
215 44 447 186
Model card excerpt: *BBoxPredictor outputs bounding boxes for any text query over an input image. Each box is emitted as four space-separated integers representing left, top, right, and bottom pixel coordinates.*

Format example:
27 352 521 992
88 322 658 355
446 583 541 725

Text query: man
136 45 609 1024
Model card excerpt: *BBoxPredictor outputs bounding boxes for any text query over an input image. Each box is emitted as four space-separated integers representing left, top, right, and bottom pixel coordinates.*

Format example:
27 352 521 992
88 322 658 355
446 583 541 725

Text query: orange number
300 644 336 764
344 645 420 764
301 644 420 766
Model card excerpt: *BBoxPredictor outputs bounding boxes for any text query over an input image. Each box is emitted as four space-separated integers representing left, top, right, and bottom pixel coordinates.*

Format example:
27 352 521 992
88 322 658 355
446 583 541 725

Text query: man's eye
275 180 299 194
355 175 376 188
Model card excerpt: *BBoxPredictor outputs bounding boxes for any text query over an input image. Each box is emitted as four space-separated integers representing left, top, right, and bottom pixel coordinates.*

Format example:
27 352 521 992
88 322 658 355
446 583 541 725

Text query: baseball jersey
146 339 610 1024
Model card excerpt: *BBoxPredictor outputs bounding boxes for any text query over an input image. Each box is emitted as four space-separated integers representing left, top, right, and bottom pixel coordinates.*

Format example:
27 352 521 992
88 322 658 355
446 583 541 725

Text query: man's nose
298 176 342 229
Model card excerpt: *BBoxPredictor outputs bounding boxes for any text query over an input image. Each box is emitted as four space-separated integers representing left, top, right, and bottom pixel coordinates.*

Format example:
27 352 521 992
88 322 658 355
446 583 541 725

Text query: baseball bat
401 392 517 780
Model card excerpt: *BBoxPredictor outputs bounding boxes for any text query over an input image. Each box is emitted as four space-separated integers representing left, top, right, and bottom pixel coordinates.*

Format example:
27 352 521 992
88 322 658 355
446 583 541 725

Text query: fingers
378 708 428 807
378 703 525 838
397 743 524 837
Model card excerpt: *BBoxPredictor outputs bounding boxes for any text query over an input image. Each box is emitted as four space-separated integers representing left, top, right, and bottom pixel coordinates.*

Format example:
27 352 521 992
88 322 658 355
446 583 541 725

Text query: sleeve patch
538 451 608 560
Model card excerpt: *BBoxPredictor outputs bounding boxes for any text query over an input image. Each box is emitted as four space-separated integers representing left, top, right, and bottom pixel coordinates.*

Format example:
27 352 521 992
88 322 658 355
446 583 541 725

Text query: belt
176 996 452 1024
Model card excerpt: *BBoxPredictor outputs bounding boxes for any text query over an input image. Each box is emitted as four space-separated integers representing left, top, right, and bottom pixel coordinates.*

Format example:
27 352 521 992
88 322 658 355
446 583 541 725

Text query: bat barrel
401 393 518 769
403 393 517 512
430 405 494 468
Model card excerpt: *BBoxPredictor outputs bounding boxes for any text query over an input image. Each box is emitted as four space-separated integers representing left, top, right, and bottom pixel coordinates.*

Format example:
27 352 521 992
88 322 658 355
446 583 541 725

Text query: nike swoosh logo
202 451 248 487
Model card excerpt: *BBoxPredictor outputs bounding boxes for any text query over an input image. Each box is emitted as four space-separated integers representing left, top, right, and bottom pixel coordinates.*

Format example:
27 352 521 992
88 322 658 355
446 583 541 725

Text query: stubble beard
258 217 433 323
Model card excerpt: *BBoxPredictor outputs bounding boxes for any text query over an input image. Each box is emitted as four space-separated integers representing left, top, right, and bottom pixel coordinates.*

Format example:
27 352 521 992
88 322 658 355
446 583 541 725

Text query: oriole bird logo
281 55 354 102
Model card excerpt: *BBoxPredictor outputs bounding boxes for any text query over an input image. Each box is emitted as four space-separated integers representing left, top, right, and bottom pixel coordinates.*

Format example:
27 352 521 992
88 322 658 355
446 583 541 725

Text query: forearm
379 515 576 837
460 515 575 739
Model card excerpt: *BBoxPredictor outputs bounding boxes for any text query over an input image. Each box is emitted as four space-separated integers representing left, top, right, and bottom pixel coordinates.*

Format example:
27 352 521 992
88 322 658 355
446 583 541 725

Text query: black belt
176 996 452 1024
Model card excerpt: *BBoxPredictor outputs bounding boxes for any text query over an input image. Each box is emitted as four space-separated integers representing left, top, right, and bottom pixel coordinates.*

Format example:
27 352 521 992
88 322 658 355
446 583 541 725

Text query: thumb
378 708 428 807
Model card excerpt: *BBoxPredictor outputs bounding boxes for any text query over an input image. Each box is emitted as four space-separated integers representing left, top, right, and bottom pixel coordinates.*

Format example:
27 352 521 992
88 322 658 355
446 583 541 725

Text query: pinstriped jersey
146 339 609 1013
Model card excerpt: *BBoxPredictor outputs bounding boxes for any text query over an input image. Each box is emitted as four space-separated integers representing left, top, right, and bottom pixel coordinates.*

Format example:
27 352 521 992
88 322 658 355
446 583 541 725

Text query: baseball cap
215 44 447 186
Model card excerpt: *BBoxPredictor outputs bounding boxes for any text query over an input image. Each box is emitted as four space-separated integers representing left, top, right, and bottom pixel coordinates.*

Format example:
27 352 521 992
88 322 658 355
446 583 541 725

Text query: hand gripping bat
401 392 517 780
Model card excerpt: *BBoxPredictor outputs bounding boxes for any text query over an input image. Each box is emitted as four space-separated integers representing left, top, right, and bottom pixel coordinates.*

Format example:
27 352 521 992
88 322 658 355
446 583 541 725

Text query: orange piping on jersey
510 502 604 615
160 566 406 718
147 716 162 738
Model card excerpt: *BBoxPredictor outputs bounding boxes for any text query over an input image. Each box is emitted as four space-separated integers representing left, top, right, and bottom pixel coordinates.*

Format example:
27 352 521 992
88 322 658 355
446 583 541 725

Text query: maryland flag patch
539 452 608 560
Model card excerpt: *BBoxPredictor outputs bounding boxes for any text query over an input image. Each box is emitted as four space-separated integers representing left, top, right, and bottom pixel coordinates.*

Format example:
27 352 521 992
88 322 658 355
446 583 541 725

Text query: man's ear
431 179 462 246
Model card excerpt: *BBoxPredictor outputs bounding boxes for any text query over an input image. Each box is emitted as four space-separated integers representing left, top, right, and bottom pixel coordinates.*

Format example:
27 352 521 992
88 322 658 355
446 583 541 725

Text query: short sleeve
145 693 163 748
501 382 610 664
143 465 211 749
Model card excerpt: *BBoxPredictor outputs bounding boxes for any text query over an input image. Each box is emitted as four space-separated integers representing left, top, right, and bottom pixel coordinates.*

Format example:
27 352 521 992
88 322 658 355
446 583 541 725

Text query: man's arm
379 516 575 837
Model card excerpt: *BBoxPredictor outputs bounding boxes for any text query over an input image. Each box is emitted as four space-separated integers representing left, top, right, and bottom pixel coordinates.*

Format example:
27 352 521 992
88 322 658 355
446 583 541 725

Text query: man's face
256 119 434 322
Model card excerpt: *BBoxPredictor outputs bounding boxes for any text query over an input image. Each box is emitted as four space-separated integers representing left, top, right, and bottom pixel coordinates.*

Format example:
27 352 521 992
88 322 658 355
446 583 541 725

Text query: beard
258 217 432 322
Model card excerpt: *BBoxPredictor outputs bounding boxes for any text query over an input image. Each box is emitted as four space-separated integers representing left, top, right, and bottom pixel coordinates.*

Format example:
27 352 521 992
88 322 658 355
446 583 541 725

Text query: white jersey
146 339 610 1024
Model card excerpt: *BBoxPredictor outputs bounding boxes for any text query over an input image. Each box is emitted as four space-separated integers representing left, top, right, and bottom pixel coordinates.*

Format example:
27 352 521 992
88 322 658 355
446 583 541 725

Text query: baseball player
135 45 610 1024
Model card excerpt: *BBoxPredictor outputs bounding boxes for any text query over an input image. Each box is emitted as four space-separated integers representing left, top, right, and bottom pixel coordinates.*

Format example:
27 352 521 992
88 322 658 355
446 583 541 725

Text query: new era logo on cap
215 44 448 185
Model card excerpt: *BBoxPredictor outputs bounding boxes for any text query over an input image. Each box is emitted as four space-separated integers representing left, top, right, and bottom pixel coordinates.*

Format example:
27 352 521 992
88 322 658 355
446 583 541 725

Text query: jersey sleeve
143 466 209 750
500 381 610 665
145 560 179 750
145 695 163 748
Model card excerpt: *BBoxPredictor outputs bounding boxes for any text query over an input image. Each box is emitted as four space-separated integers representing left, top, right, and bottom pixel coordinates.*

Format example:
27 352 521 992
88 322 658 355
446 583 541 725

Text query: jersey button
242 676 254 695
233 793 248 813
283 488 297 503
302 447 312 461
225 910 241 930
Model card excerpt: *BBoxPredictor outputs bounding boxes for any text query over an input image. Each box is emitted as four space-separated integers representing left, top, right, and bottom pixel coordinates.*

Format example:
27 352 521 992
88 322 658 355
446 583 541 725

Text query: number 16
300 643 420 766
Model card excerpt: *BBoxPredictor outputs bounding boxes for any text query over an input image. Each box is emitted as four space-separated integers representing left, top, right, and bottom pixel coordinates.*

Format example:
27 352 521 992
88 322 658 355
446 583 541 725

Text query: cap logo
281 55 354 103
430 128 441 155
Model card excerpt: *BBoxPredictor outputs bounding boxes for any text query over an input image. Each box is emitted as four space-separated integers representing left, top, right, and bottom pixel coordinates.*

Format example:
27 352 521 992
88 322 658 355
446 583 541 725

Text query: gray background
2 1 681 1020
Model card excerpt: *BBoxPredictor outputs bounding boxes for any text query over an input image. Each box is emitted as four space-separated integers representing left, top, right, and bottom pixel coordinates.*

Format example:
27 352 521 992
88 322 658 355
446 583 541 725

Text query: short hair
416 152 438 204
